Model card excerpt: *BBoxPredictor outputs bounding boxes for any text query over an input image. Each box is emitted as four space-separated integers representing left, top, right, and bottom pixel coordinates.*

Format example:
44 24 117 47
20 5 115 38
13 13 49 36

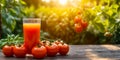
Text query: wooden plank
0 45 120 60
0 6 1 39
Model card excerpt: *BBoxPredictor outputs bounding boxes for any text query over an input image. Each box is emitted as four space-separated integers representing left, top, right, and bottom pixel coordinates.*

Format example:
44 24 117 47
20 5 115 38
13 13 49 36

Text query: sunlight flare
42 0 50 3
59 0 67 5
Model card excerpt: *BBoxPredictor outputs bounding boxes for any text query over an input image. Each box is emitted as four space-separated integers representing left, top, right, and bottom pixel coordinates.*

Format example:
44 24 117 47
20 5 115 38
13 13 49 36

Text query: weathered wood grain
0 45 120 60
0 11 1 39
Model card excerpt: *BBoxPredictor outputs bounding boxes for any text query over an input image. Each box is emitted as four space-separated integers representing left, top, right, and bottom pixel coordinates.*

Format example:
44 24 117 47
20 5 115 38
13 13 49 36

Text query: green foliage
0 34 23 49
112 19 120 44
34 0 120 44
23 5 36 18
82 0 120 44
0 0 120 44
1 0 26 37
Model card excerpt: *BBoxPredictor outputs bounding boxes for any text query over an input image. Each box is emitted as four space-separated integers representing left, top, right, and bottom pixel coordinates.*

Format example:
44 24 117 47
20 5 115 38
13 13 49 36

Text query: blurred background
0 0 120 44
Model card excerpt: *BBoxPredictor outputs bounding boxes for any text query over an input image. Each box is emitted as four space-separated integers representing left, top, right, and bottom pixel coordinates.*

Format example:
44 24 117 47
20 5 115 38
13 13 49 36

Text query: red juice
23 23 40 54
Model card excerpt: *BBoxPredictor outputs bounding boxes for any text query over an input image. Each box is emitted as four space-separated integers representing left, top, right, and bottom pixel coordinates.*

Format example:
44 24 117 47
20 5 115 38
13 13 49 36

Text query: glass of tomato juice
23 18 40 54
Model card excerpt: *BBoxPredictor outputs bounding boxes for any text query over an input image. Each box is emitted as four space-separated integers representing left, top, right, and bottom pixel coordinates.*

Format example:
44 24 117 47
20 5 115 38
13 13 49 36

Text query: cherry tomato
74 16 82 24
13 45 27 58
2 45 14 57
32 45 47 59
81 20 88 29
45 43 59 57
74 24 83 33
58 43 69 55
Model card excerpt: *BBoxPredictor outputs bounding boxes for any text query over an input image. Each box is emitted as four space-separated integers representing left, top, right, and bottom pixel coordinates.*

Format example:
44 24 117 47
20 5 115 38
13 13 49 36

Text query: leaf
103 19 109 29
24 5 35 17
11 19 16 31
14 34 19 40
10 8 17 15
93 21 105 32
111 4 119 10
20 0 26 5
106 9 113 17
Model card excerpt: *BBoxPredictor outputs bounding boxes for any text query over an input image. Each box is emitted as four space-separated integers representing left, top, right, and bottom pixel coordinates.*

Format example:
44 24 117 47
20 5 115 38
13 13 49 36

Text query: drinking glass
23 18 41 54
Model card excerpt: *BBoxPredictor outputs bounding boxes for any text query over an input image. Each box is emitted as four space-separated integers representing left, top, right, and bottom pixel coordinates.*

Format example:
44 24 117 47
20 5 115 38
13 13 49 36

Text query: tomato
58 43 69 55
81 20 88 29
74 23 83 33
2 45 14 57
74 16 82 24
45 43 59 57
32 45 47 59
13 45 26 58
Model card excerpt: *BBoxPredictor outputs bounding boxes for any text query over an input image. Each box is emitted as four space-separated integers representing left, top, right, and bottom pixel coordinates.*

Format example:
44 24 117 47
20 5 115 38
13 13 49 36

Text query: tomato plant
0 34 23 49
0 0 120 45
81 0 120 44
1 34 23 57
73 15 89 33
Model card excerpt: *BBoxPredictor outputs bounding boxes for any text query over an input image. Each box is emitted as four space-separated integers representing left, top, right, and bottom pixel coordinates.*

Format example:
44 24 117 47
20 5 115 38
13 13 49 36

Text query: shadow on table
83 45 120 60
40 55 91 60
1 52 91 60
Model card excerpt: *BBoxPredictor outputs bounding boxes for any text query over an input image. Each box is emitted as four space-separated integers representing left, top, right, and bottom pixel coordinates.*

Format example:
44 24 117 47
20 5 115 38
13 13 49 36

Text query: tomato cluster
2 44 27 58
74 16 88 33
2 40 69 59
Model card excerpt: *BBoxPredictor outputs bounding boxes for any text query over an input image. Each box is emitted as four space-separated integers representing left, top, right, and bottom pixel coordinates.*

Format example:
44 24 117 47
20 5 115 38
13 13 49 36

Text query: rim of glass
23 18 41 20
23 18 41 23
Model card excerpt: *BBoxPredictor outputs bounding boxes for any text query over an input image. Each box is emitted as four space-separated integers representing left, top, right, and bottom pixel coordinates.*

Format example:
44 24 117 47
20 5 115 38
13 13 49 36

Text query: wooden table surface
0 45 120 60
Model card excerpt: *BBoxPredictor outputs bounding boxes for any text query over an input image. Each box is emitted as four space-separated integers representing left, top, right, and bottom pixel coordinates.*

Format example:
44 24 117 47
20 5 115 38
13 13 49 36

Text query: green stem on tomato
37 44 42 47
7 34 11 46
